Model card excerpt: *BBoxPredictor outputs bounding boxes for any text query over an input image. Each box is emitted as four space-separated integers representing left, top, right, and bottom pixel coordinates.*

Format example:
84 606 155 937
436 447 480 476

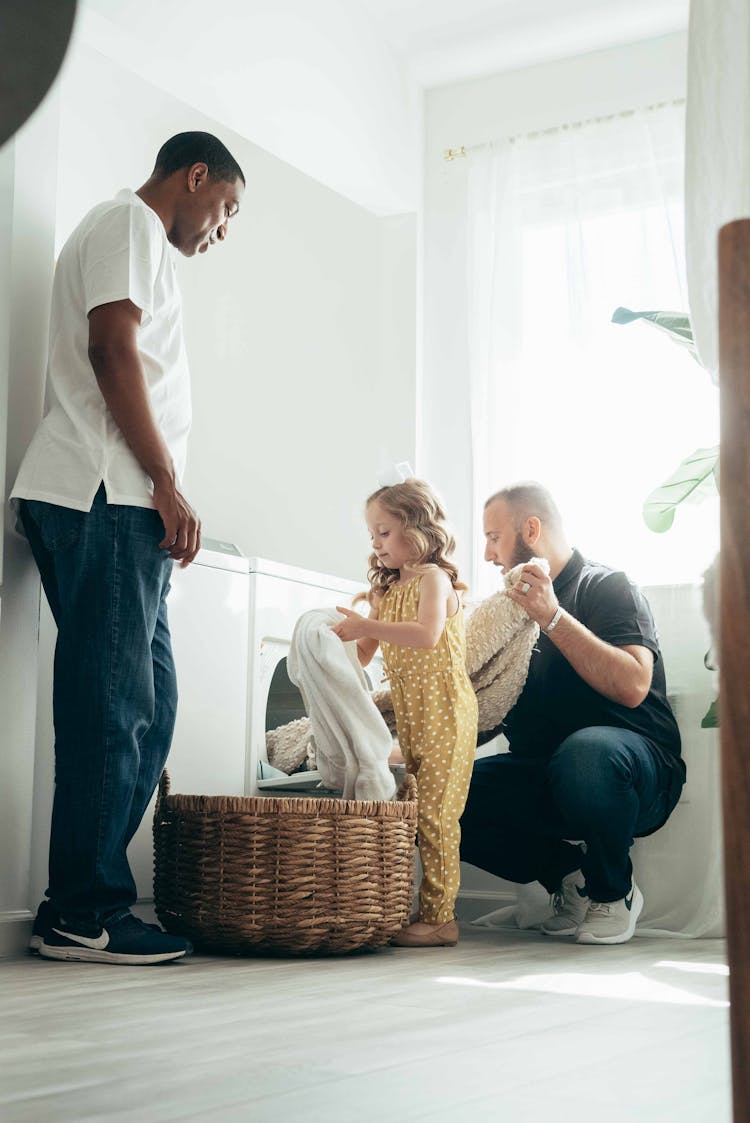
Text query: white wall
421 32 689 579
56 43 417 582
78 0 420 216
0 96 61 955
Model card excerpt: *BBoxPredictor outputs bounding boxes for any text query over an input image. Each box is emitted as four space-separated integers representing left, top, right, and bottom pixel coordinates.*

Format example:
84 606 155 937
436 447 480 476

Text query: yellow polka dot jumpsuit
380 574 478 925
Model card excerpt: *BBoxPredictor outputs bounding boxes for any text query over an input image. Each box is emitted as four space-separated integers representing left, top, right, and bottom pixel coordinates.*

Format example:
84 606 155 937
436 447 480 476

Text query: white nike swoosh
52 926 110 950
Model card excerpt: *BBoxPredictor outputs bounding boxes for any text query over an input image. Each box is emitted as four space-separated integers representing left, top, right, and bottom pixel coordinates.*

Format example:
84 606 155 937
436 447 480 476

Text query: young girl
332 479 478 947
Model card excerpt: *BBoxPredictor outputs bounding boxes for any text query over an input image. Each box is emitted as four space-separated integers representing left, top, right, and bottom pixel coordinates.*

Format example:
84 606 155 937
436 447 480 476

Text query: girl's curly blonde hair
360 478 467 604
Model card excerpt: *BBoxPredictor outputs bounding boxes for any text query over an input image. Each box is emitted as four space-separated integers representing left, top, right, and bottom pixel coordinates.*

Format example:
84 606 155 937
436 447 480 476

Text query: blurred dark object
0 0 78 148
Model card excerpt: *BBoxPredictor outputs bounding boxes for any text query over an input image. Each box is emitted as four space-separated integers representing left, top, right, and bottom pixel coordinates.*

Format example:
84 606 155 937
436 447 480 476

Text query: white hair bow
376 461 414 487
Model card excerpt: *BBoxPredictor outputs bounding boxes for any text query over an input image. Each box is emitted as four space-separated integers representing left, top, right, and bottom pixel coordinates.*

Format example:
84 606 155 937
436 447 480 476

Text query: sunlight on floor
435 971 729 1007
655 959 729 976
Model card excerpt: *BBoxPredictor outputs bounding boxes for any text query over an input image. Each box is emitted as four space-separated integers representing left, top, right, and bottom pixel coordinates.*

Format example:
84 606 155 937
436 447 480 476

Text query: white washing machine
246 554 386 796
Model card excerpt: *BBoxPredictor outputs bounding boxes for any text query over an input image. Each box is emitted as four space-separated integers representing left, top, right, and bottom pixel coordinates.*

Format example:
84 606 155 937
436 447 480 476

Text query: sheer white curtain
466 102 718 600
465 102 723 937
686 0 750 380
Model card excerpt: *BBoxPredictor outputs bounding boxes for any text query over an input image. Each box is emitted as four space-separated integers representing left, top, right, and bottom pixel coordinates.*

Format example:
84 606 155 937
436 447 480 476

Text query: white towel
287 608 397 801
471 882 554 931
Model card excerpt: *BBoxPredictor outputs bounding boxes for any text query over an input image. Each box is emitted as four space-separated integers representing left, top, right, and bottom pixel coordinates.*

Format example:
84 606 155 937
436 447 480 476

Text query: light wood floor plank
0 926 730 1122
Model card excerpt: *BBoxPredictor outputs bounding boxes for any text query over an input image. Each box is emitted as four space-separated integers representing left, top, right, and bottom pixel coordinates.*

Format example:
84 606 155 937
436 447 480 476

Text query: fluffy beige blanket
266 560 544 776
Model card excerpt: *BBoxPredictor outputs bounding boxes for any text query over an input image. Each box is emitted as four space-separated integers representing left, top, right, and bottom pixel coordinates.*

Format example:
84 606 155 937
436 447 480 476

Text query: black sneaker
29 899 58 954
30 900 165 954
38 912 193 965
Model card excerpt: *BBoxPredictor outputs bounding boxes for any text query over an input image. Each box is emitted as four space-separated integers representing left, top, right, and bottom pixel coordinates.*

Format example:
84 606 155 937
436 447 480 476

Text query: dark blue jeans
460 727 681 902
20 485 177 929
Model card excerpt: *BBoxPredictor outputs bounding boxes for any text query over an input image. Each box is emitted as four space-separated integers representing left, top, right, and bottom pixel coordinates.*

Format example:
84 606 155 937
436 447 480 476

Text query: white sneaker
576 882 644 945
541 870 590 937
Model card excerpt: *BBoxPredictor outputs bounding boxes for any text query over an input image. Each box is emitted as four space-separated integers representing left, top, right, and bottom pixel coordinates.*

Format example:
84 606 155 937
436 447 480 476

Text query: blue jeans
460 727 681 902
20 485 177 929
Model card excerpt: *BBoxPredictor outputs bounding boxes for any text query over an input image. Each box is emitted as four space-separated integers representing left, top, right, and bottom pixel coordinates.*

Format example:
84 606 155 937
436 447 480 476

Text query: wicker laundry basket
153 770 418 955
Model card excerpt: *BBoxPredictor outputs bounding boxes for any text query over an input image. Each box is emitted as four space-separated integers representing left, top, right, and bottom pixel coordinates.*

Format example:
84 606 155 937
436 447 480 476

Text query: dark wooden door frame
719 218 750 1123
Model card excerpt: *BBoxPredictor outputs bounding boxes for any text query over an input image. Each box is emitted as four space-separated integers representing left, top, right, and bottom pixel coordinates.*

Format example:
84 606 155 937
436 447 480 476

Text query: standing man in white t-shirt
11 132 244 965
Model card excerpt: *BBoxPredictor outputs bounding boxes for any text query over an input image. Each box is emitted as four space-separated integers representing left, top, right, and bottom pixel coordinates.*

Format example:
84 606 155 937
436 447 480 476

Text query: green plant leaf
643 446 719 532
611 307 701 364
701 697 719 728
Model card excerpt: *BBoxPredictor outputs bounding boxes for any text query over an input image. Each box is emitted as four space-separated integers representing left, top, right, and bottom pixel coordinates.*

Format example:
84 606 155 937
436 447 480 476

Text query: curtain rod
443 97 686 161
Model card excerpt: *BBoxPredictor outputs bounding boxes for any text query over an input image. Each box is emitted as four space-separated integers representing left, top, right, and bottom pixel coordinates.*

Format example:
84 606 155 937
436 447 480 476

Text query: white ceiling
360 0 689 88
74 0 689 215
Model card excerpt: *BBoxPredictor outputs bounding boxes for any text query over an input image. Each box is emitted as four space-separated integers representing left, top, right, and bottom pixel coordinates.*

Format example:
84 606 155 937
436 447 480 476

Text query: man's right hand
152 480 202 567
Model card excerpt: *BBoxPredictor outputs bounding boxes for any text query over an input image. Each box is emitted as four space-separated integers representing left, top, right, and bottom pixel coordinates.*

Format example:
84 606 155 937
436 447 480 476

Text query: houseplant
612 307 719 727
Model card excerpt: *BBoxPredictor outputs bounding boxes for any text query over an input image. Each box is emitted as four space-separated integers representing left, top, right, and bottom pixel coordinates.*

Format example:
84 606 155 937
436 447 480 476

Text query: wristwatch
543 606 563 634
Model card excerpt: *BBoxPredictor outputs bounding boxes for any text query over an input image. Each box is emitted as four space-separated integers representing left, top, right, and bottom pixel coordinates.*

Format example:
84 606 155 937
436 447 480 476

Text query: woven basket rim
156 770 417 819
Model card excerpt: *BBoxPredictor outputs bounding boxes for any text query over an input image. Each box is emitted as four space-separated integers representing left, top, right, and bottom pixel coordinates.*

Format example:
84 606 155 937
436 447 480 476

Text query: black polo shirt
502 549 684 792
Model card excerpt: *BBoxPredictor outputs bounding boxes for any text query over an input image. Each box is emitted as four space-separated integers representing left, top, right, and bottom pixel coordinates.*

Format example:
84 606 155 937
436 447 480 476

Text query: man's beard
510 532 536 569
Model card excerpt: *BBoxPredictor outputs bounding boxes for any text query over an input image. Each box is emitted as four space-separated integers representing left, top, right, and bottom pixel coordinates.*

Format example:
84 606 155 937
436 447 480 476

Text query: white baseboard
0 910 33 958
456 889 516 922
133 898 157 926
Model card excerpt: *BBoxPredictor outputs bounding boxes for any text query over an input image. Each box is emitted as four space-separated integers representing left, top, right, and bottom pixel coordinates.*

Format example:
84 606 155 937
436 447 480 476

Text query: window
467 103 717 593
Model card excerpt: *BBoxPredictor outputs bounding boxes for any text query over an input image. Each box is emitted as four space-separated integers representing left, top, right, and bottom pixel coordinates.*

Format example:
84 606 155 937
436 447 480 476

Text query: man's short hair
153 131 245 185
485 481 564 533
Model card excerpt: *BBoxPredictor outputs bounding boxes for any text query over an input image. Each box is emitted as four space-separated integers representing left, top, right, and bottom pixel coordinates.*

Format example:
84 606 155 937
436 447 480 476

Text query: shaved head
485 481 564 536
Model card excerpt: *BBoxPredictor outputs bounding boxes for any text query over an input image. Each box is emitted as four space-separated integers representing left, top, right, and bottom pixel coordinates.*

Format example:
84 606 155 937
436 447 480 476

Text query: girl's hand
331 606 371 642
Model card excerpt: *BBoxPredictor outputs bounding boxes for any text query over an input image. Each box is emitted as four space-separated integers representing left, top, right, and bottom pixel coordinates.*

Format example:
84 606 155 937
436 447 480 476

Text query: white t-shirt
11 189 191 512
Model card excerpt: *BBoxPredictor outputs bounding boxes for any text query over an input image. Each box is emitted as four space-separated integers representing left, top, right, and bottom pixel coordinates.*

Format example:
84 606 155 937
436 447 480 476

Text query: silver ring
519 580 531 593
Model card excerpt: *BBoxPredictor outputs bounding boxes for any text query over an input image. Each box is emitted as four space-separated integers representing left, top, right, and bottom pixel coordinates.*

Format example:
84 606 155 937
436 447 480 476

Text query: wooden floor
0 925 731 1123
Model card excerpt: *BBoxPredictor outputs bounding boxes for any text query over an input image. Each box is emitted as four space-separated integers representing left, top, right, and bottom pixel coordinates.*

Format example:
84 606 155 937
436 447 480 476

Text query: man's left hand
508 562 559 631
